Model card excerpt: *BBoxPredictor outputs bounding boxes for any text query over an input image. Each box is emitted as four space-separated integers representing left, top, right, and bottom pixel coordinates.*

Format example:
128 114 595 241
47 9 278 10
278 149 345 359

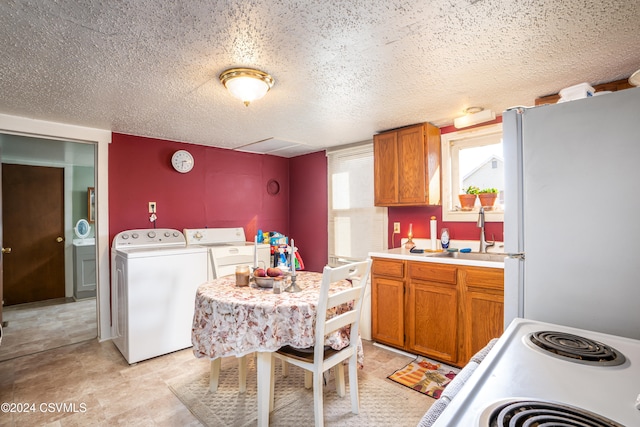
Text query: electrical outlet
148 202 156 213
393 222 400 233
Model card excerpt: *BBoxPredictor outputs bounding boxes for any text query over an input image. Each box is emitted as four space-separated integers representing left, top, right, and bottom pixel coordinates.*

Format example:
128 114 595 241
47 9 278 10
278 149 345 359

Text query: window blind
327 143 388 266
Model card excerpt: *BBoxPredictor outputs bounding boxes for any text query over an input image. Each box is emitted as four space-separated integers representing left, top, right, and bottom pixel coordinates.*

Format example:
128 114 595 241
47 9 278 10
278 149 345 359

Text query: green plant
479 187 498 194
463 185 480 195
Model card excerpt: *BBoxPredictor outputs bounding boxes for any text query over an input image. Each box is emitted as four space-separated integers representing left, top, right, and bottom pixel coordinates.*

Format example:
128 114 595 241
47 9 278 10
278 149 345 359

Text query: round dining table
191 271 363 427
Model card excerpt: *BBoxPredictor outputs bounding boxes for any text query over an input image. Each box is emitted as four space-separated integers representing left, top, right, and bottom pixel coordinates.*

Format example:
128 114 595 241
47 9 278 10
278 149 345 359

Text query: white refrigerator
503 87 640 340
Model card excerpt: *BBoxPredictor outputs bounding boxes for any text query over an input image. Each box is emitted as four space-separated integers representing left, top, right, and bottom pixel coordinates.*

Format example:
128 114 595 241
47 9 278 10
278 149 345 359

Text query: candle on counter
430 216 437 251
254 235 258 268
290 238 296 276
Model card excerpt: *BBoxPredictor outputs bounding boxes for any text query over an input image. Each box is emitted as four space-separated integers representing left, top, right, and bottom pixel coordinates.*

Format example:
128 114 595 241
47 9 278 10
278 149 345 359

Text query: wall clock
171 150 194 173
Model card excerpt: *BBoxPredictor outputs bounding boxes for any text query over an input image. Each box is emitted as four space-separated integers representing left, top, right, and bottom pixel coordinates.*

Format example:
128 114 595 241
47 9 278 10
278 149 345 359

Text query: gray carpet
168 358 433 426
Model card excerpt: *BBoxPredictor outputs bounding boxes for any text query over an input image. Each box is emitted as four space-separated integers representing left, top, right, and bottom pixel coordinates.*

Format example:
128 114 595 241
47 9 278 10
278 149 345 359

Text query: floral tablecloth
191 271 363 366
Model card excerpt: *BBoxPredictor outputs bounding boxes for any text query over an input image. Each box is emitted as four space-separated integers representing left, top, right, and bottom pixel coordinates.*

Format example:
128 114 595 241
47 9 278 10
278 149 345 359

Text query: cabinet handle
1 247 11 254
56 237 64 243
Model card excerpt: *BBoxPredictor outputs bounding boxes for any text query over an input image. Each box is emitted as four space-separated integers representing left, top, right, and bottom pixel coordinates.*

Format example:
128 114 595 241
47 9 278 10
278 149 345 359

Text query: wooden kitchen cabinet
374 122 441 206
460 267 504 364
371 257 504 367
371 258 405 348
407 263 458 364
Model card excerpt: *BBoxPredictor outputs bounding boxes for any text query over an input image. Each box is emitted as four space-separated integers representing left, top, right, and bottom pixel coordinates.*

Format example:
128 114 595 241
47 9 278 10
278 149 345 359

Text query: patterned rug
387 357 460 399
168 357 433 426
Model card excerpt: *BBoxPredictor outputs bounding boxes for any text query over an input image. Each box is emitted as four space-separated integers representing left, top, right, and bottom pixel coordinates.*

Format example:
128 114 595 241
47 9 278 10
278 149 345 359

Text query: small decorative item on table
285 238 302 293
235 265 250 287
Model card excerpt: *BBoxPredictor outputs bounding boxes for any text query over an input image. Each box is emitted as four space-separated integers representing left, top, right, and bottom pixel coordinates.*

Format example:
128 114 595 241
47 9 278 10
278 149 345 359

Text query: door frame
0 113 111 341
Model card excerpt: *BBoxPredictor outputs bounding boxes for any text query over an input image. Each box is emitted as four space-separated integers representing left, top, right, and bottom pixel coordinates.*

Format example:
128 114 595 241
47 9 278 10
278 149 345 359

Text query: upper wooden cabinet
374 123 441 206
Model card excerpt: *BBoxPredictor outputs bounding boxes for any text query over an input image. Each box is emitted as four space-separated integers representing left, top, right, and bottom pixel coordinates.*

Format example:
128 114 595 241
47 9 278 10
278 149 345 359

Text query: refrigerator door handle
507 252 525 260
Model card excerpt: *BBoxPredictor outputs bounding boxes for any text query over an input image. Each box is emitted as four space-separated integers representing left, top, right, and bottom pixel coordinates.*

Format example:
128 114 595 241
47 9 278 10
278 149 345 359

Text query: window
441 123 504 222
327 143 388 265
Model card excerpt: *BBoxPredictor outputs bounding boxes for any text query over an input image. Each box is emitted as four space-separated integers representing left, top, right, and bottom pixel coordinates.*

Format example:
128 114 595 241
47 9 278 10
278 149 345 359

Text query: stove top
526 330 626 366
432 318 640 426
481 398 625 427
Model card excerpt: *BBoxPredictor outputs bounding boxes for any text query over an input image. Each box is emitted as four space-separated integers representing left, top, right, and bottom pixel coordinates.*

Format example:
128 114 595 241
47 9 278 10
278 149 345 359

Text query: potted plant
459 185 479 211
478 188 499 210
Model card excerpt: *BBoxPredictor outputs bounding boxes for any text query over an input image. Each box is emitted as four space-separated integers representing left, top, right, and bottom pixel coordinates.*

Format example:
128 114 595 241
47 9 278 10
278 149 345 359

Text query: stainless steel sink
427 251 506 262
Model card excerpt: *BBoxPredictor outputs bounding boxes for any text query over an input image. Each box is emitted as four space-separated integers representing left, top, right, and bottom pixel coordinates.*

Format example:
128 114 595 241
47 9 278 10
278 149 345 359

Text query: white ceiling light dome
219 68 275 106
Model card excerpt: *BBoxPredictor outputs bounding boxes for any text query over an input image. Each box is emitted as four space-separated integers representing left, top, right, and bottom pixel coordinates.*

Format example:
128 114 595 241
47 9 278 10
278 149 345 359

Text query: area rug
387 357 460 399
168 358 432 426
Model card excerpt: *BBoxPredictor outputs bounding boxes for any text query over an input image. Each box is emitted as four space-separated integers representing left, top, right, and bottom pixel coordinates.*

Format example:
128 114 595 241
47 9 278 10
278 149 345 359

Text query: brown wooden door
2 164 65 305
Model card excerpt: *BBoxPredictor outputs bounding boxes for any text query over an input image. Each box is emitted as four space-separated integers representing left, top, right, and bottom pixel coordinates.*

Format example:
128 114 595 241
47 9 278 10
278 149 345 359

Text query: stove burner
527 331 625 366
488 400 625 427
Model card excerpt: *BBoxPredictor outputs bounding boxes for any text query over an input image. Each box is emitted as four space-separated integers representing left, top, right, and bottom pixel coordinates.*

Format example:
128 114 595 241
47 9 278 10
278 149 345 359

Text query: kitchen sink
427 251 506 262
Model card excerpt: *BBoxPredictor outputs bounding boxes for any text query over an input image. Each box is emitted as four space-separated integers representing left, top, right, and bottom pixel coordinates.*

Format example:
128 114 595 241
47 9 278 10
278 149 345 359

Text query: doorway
0 134 97 361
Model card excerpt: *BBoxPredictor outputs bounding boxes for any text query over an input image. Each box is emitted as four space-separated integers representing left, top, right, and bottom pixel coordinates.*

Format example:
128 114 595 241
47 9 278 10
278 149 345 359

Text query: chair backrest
313 259 372 358
209 246 255 279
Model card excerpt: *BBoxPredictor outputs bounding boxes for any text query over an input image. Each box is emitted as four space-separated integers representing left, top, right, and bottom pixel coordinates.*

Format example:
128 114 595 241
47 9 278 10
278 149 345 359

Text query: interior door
2 163 65 305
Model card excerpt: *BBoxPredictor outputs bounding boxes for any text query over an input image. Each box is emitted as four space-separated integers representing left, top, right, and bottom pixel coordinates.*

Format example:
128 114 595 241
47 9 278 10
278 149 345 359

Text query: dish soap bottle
440 228 450 250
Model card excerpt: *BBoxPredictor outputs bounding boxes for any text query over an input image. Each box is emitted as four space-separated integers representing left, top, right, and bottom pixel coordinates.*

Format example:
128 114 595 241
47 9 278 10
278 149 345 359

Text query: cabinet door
461 267 504 363
397 124 427 204
371 275 405 347
407 280 458 364
374 131 398 205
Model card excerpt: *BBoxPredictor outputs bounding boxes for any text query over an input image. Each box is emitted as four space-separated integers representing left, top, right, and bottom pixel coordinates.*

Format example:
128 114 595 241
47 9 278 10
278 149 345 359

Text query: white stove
433 318 640 426
183 227 270 279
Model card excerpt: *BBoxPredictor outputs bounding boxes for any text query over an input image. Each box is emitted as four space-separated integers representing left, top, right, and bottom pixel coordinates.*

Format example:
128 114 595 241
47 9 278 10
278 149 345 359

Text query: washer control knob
147 231 156 238
121 234 129 240
132 233 139 239
164 231 171 237
173 231 180 237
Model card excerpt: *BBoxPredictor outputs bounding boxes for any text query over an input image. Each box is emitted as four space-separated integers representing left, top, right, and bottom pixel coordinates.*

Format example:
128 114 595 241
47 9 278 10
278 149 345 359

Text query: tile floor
0 337 421 426
0 298 97 362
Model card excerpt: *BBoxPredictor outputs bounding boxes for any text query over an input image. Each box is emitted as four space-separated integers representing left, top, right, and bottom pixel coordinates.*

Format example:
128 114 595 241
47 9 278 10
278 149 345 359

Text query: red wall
109 133 290 245
289 151 328 272
387 116 504 248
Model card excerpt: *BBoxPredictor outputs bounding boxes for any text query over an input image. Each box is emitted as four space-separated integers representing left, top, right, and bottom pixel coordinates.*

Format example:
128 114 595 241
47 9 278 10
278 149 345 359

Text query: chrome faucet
477 207 495 253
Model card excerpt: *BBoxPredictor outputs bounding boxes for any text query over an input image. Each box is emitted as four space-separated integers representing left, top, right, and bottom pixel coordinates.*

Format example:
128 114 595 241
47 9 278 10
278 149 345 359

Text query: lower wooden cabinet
371 257 504 367
371 259 405 348
460 267 504 363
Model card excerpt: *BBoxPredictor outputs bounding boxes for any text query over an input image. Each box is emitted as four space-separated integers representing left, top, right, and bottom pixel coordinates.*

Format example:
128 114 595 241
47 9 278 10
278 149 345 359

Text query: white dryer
111 228 207 364
183 227 270 279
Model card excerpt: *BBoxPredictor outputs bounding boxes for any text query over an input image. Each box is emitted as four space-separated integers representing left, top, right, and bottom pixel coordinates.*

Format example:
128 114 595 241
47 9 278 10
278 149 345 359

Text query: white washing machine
111 228 207 364
183 227 270 279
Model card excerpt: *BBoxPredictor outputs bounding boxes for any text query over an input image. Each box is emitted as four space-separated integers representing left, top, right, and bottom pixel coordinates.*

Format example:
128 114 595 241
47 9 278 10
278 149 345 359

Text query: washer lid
74 219 91 239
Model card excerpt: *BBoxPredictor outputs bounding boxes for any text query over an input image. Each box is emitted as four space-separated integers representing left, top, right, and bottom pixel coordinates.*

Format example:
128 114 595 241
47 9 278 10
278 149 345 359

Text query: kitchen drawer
372 258 405 279
409 262 457 284
461 267 504 292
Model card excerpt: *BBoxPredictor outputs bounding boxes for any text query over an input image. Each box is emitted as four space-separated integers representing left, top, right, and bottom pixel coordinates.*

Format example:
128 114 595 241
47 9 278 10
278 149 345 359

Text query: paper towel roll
430 216 437 250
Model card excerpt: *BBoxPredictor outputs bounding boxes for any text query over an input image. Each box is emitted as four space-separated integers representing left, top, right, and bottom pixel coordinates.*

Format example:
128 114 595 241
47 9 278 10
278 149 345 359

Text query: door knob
56 237 64 243
1 247 11 254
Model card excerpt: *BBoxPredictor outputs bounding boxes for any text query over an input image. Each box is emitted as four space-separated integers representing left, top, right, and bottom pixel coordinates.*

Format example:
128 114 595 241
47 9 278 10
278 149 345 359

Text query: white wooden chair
209 250 255 392
271 259 372 427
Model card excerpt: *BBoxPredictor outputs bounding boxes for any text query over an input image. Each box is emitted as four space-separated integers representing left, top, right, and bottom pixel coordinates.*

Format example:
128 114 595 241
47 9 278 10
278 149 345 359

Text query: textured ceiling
0 0 638 156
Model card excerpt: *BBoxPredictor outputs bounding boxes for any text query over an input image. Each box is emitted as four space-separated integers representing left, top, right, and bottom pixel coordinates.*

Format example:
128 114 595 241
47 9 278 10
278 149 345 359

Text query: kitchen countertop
369 239 505 269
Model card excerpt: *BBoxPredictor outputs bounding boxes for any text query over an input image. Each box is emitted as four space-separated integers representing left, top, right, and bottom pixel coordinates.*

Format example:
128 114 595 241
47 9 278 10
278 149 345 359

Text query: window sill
442 209 504 222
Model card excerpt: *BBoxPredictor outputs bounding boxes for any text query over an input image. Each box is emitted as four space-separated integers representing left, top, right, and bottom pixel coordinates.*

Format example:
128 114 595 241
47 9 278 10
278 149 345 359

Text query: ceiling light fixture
453 107 496 129
219 67 274 106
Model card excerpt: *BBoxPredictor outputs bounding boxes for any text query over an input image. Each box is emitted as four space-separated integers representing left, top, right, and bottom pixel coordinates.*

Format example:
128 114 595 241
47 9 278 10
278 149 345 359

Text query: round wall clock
171 150 194 173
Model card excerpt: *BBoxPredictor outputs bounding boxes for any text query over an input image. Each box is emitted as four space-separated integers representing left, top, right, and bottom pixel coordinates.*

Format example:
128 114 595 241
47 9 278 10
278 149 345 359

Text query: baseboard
372 342 418 358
